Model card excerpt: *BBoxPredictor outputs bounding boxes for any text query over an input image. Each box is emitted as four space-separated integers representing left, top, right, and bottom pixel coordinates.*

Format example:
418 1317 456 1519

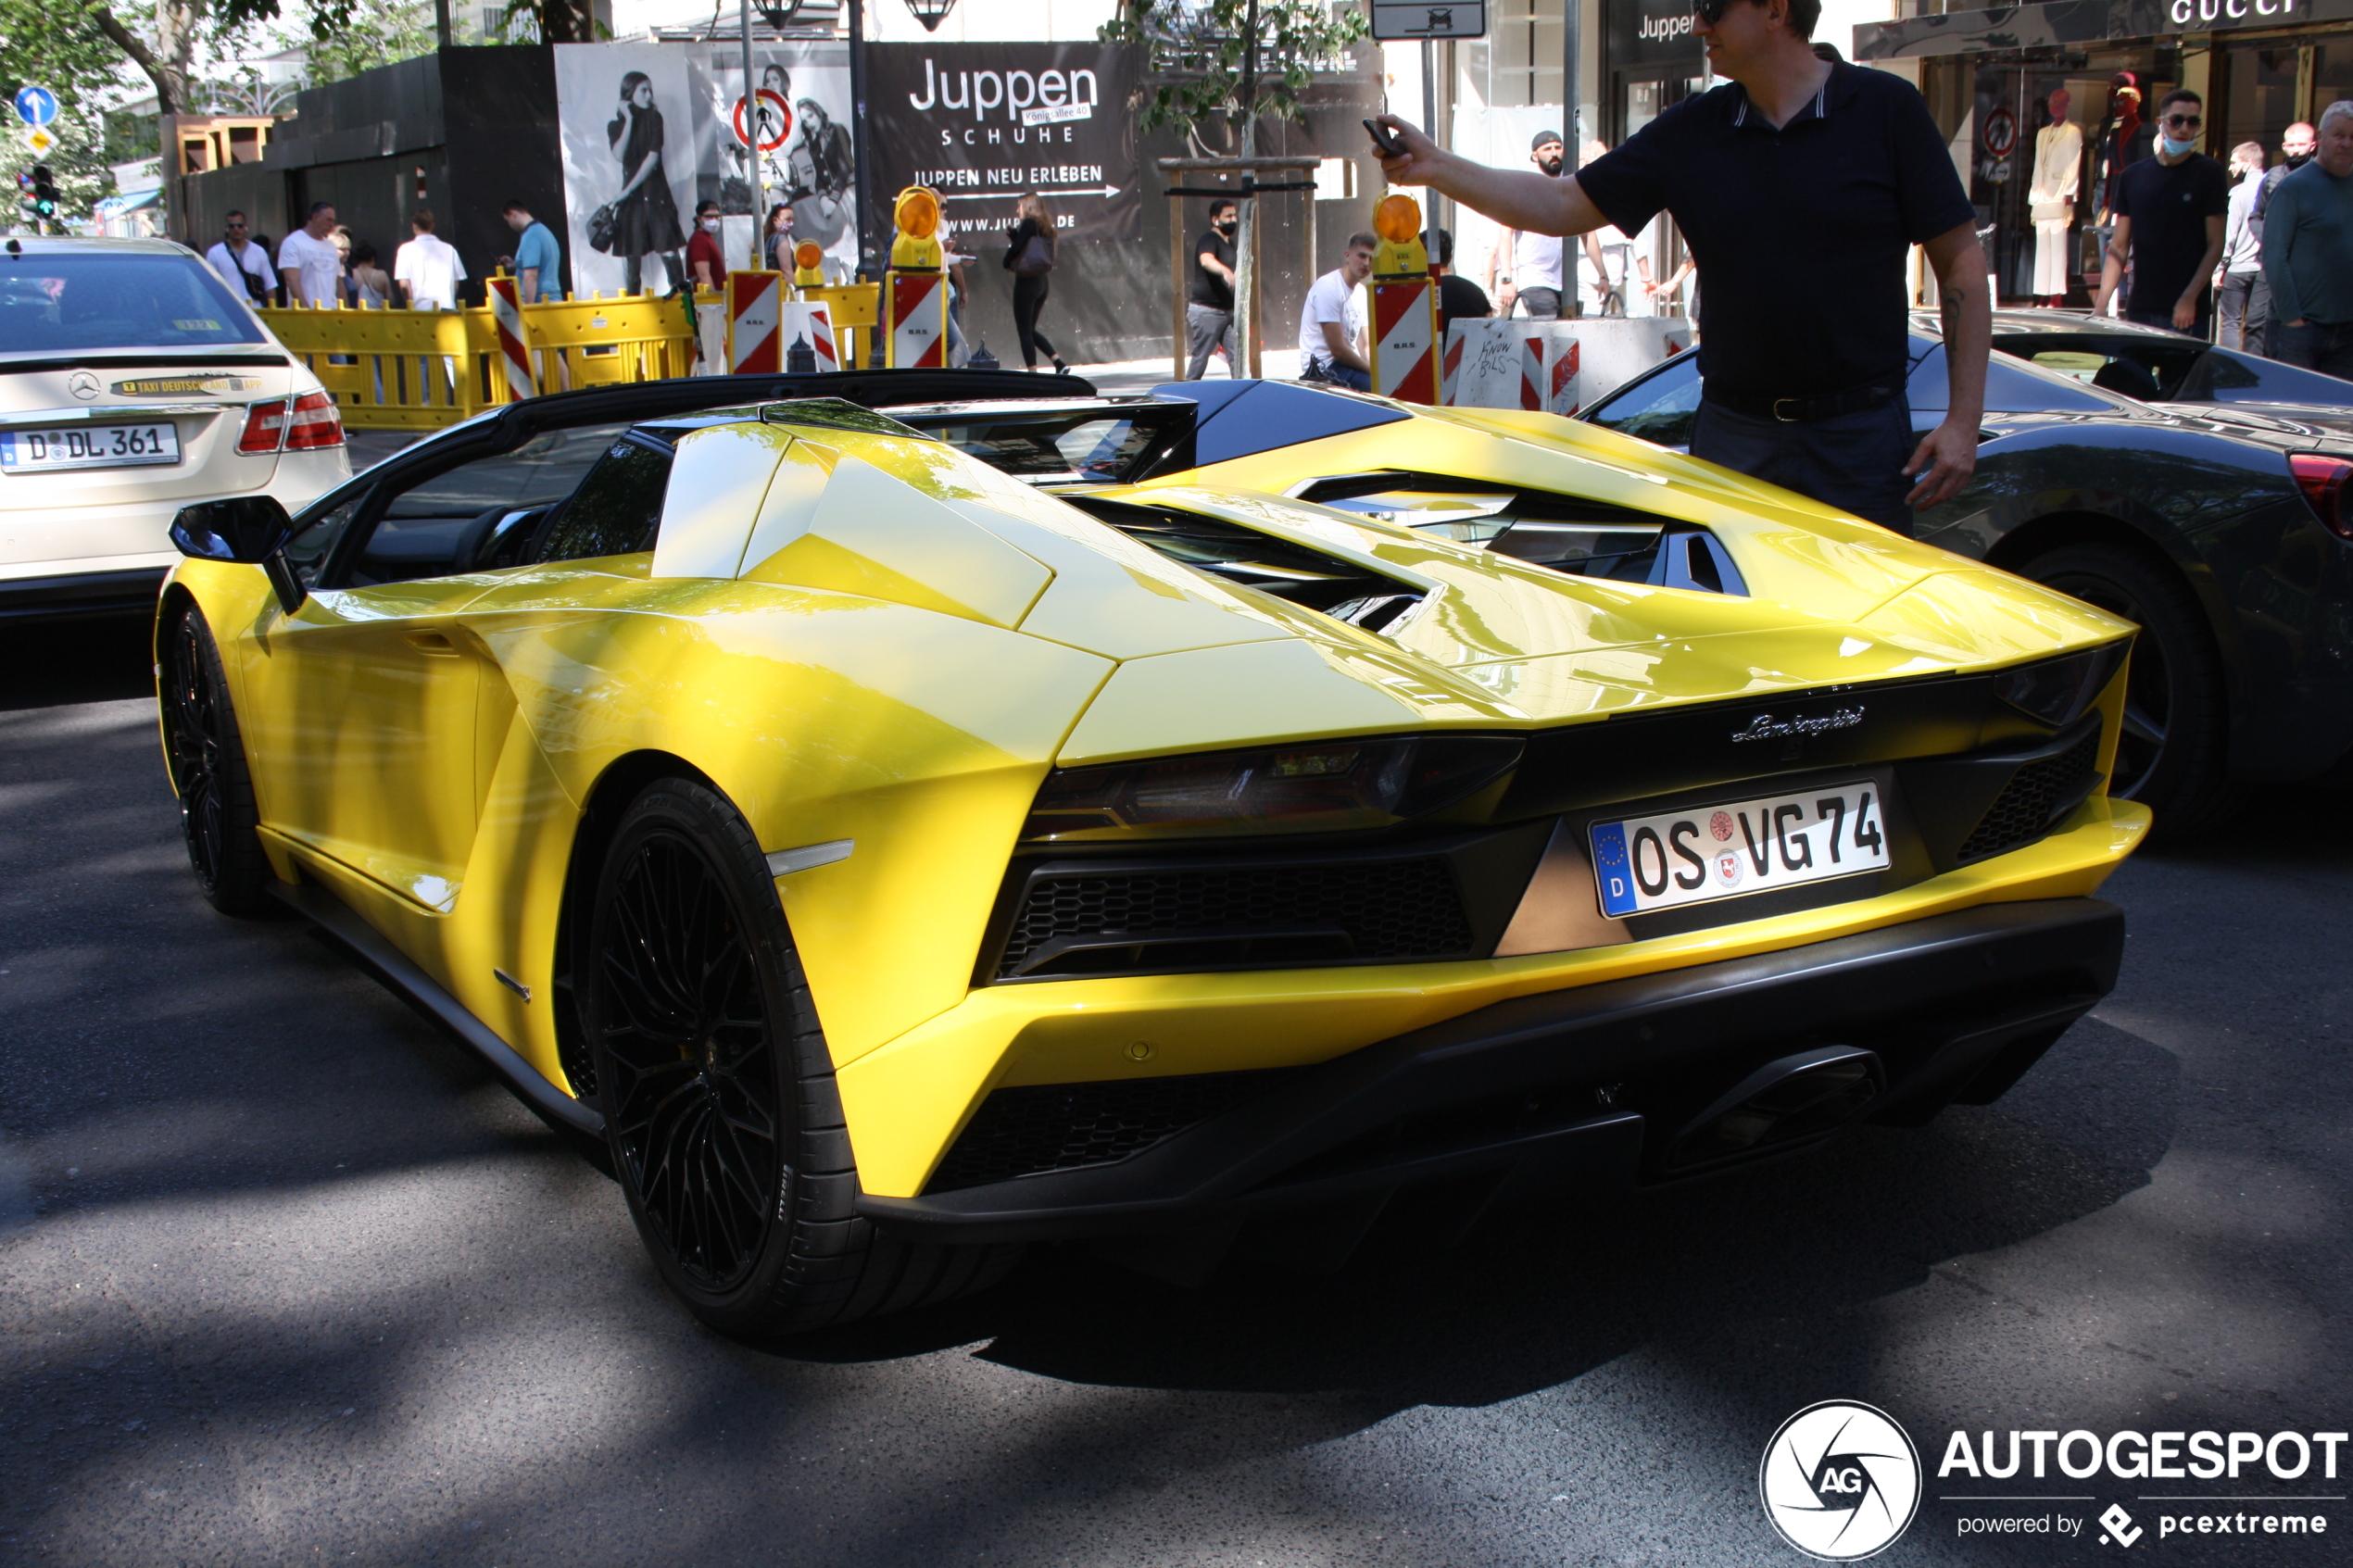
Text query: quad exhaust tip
1661 1045 1885 1176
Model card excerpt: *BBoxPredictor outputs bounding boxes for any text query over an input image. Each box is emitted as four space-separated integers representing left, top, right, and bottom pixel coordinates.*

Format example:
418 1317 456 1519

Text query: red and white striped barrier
1443 318 1690 420
885 270 948 370
1369 276 1441 405
487 277 535 402
726 270 785 374
778 302 837 370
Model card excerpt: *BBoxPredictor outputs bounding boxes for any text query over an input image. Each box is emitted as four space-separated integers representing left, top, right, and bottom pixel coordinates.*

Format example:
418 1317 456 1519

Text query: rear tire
581 776 1018 1336
160 603 276 917
2020 542 2242 838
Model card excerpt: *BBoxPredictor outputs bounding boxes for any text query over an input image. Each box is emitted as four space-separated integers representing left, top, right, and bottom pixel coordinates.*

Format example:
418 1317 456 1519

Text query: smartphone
1364 118 1405 158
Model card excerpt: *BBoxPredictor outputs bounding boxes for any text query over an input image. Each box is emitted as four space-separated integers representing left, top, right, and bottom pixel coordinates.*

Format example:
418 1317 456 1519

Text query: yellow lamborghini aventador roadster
157 372 2145 1335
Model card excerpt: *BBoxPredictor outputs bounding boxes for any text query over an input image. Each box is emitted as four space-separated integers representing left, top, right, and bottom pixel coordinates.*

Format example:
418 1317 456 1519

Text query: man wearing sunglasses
1368 0 1986 535
2095 90 2229 336
203 211 277 307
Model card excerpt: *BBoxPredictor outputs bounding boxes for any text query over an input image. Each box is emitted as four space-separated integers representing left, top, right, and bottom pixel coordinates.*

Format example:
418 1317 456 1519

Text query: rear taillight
283 391 344 450
237 399 288 454
2290 453 2353 541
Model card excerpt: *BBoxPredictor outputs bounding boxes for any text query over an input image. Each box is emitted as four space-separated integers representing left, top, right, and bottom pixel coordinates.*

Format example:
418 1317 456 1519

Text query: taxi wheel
160 603 275 917
2023 542 2241 838
582 777 1019 1336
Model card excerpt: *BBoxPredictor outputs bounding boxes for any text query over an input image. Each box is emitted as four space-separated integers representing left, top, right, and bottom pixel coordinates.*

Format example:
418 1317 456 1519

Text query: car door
232 423 625 913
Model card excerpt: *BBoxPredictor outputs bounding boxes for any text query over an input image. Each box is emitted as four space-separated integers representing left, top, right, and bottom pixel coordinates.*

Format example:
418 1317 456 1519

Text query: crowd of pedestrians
199 197 557 312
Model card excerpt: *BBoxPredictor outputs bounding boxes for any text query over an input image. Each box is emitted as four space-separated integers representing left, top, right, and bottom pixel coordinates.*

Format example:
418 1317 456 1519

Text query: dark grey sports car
1582 332 2353 835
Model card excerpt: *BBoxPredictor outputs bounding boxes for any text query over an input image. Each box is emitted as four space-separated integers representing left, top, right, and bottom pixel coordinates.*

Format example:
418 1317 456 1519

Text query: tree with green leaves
1101 0 1367 371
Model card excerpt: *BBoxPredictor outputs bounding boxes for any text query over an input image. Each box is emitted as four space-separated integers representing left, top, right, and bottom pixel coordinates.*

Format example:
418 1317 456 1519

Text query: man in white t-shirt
205 210 277 305
1297 231 1377 390
394 208 468 310
276 202 343 306
1491 130 1568 318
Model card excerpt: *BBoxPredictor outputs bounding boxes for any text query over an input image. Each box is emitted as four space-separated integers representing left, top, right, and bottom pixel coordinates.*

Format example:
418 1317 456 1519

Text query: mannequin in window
2030 88 2082 306
2092 73 2150 224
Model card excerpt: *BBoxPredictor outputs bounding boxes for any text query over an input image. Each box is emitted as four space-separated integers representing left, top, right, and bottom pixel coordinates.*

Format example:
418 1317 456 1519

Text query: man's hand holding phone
1367 115 1440 184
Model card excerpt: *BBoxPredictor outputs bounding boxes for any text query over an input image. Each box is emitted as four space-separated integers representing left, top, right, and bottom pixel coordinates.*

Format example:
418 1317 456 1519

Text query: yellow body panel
162 396 2147 1197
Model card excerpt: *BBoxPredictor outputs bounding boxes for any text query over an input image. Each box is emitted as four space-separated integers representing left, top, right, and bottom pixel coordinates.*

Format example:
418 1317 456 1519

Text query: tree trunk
89 2 184 115
535 0 599 44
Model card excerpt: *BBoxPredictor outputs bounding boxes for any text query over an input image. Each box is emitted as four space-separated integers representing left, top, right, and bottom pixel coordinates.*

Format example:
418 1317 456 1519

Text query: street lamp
904 0 955 31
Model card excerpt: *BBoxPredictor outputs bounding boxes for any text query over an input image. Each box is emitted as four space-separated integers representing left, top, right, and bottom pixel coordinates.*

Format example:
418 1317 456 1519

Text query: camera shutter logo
1759 1400 1921 1561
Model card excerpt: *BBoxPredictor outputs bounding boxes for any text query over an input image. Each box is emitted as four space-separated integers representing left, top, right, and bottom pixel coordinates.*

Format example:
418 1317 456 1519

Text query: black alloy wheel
2024 543 2240 837
161 604 273 916
594 821 780 1294
581 777 1021 1335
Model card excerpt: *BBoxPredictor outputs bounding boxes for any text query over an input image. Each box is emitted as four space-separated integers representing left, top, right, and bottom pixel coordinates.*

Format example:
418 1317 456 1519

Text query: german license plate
0 423 180 473
1591 782 1888 919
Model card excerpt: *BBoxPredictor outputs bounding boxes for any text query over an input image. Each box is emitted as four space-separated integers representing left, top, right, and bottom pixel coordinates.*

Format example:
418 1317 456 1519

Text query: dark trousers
2269 319 2353 379
1186 304 1233 378
1012 274 1057 367
2218 271 2269 353
2125 304 2212 339
1692 395 1919 535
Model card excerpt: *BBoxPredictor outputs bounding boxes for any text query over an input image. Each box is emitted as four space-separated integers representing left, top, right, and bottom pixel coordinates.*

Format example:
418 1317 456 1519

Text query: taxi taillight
236 399 287 454
283 391 345 450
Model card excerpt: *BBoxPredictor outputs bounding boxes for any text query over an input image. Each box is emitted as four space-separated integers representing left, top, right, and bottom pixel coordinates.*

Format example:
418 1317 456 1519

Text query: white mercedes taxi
1 234 350 621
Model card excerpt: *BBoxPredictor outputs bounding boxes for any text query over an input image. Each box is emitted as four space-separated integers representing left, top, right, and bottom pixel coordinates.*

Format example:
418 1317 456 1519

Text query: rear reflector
236 400 287 454
2290 453 2351 541
283 391 344 450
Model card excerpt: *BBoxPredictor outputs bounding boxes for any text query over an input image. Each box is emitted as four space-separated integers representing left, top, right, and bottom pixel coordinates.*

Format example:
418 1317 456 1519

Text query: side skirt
270 877 607 1140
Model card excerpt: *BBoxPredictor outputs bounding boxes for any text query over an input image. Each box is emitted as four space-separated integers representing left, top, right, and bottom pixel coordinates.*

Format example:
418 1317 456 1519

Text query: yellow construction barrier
260 288 703 430
505 291 702 397
804 282 880 370
261 301 509 431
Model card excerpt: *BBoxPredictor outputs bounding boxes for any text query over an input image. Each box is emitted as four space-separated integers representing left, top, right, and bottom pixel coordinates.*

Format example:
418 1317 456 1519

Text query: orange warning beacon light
889 185 944 271
1372 194 1428 278
792 240 825 288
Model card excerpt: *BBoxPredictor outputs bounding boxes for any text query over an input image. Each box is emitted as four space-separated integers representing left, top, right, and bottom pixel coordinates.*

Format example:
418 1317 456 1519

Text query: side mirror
170 495 294 564
170 496 305 613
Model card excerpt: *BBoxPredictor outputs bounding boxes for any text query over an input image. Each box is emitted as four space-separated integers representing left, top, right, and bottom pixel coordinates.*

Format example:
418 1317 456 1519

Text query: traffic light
31 165 57 223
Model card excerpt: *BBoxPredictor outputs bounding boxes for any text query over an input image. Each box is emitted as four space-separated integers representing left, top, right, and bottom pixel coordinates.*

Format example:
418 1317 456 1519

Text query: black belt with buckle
1705 383 1900 423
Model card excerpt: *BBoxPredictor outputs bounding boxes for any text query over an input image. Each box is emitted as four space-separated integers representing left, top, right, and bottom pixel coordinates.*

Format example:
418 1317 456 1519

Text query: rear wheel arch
551 748 716 1100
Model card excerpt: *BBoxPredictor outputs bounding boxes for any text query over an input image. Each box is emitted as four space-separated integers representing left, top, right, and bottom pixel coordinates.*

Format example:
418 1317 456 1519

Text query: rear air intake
1957 728 2102 863
993 859 1476 980
925 1070 1302 1192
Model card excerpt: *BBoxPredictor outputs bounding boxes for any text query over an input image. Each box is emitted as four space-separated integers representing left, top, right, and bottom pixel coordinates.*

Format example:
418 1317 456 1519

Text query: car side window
331 422 634 589
1586 357 1701 450
283 489 376 588
528 434 675 565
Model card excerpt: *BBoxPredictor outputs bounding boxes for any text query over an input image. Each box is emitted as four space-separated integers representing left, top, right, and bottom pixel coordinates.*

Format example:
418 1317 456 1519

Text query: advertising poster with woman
555 43 698 297
695 44 859 284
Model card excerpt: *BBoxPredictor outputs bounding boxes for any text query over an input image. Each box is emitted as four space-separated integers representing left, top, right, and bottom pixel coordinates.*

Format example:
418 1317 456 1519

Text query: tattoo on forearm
1940 289 1964 343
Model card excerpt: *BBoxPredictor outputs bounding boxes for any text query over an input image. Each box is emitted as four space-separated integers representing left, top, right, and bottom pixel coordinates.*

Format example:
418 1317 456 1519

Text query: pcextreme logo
1760 1400 1923 1561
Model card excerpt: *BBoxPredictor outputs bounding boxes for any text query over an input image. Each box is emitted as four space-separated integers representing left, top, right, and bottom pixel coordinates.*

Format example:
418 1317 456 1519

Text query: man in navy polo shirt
1370 0 1988 534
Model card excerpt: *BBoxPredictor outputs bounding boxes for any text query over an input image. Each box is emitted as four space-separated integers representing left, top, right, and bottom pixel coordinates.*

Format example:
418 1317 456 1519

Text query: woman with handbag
599 71 688 295
1002 194 1065 373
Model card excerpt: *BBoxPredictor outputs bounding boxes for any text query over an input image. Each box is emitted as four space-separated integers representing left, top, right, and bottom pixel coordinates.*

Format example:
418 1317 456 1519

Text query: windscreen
0 252 270 353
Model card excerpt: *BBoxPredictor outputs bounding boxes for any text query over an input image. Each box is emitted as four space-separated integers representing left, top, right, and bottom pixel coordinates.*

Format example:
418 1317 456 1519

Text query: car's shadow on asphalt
0 611 157 711
777 1014 2178 1422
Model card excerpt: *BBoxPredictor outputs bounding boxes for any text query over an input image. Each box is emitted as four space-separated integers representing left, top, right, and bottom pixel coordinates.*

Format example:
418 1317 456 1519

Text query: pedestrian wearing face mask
1187 198 1240 379
2095 89 2228 337
2253 120 2317 236
687 200 727 291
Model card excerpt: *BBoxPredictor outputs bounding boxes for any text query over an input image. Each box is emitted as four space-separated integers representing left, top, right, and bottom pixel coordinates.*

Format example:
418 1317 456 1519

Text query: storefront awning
1856 0 2353 59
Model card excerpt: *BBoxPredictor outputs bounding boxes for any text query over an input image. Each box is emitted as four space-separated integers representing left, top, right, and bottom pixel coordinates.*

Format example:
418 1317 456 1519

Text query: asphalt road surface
3 611 2347 1568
